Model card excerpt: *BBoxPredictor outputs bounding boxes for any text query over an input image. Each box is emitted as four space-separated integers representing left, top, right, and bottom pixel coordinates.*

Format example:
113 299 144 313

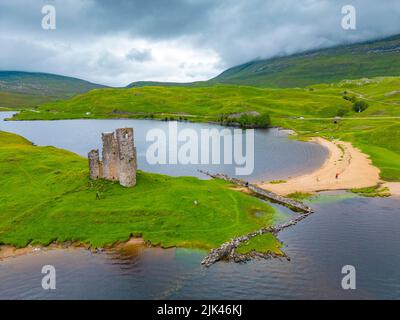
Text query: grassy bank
0 131 281 251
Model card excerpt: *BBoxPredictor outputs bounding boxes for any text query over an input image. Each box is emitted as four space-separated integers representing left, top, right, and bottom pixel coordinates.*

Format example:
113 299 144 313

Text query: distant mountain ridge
0 71 107 109
0 71 106 96
126 81 195 88
127 34 400 89
210 34 400 87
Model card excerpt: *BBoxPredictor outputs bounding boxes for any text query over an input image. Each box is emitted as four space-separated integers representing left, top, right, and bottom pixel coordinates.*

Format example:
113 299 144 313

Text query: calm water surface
0 112 399 299
0 112 327 182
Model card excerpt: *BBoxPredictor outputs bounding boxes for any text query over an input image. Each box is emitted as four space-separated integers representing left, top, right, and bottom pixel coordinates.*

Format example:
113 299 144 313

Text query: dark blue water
0 112 399 299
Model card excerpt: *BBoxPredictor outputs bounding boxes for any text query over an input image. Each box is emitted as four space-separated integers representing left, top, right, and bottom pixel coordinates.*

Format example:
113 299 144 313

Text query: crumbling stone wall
88 128 137 187
88 149 102 180
101 132 119 181
116 128 137 187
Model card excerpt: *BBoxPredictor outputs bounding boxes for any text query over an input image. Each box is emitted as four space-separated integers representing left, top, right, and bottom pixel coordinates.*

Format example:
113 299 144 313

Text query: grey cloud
199 0 400 66
0 37 58 71
126 48 153 62
94 0 215 39
0 0 215 40
1 0 400 86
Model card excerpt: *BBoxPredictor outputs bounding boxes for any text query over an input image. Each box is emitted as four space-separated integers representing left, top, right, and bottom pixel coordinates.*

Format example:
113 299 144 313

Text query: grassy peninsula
235 233 283 255
0 131 281 251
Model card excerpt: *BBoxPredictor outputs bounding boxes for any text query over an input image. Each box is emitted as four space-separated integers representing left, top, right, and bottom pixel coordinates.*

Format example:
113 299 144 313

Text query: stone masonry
88 149 102 180
88 128 137 187
102 132 119 181
116 128 137 187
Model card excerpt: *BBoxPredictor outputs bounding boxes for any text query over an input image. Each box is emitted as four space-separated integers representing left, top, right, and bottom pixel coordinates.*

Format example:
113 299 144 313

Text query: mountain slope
211 34 400 87
127 81 197 88
0 71 107 109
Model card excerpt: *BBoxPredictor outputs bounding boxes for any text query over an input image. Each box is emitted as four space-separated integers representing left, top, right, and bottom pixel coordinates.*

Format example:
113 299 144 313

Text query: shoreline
0 237 146 261
3 111 400 195
258 137 400 197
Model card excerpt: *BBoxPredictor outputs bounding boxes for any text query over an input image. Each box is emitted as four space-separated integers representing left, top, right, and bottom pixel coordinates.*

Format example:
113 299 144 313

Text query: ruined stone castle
88 128 137 187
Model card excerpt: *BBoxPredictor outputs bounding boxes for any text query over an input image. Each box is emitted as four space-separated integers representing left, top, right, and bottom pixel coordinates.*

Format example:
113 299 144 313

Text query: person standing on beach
336 172 339 179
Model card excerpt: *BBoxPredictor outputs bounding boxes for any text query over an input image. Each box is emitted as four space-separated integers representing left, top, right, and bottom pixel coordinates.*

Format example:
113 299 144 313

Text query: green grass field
12 76 400 181
0 131 281 251
11 84 350 121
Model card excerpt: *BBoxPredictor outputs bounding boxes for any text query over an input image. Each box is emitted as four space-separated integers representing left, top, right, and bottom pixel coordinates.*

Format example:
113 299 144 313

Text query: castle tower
116 128 137 187
102 132 119 181
89 128 137 187
88 149 102 180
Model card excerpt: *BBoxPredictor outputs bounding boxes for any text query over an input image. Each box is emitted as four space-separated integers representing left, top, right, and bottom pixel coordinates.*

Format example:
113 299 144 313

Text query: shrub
352 100 369 113
343 95 357 103
236 113 271 128
220 112 271 128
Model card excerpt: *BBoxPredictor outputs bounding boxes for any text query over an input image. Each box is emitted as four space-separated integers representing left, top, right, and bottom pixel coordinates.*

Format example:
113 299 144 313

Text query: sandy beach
0 246 40 260
0 237 146 261
258 137 400 197
0 243 92 261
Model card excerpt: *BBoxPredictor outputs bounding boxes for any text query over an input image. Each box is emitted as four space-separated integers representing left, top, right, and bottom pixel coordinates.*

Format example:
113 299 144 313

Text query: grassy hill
211 34 400 87
0 130 282 251
127 80 201 88
0 71 107 109
13 76 400 181
13 84 350 121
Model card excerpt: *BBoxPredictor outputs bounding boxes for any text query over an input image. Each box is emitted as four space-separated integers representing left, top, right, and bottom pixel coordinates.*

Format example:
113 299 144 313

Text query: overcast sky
1 0 400 87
